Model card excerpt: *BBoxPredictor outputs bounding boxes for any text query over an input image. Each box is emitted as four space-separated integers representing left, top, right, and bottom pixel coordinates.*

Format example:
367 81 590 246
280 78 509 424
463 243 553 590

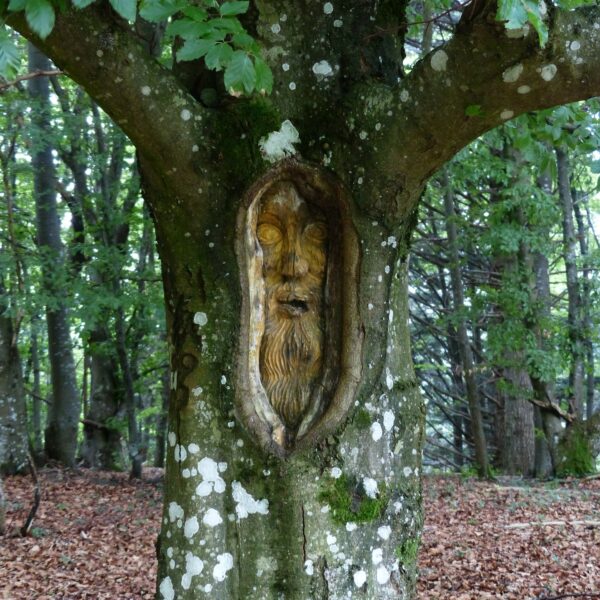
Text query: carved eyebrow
257 213 283 227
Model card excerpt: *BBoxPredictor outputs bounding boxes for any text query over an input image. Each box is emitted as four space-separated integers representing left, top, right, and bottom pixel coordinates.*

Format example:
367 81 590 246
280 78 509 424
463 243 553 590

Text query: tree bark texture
555 147 585 420
28 44 80 466
0 304 28 474
7 2 600 597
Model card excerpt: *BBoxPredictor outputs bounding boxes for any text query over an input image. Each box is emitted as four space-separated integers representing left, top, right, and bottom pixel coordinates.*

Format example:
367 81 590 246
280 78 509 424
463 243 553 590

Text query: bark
6 1 600 597
0 475 5 534
442 172 488 477
572 189 595 419
154 366 169 469
28 44 80 466
0 294 28 474
555 147 584 419
80 328 122 470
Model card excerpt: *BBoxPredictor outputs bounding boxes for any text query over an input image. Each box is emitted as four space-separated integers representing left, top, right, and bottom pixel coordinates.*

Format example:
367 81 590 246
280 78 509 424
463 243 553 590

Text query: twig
582 473 600 482
506 520 600 529
20 452 41 537
536 593 600 599
0 69 63 92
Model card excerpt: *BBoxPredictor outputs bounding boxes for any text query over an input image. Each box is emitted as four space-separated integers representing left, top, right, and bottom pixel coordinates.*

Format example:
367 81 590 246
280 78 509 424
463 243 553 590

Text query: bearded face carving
257 184 328 432
236 163 362 456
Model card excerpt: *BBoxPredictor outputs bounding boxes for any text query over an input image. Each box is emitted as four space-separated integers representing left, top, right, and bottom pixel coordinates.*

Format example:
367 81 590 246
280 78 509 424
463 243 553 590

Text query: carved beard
260 289 323 432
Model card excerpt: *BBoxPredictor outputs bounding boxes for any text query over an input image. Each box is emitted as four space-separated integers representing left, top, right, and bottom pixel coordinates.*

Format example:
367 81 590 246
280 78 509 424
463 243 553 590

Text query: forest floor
1 469 599 599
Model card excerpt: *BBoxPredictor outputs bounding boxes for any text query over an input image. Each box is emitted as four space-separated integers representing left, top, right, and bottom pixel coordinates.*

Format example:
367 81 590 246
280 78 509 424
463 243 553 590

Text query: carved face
257 182 328 432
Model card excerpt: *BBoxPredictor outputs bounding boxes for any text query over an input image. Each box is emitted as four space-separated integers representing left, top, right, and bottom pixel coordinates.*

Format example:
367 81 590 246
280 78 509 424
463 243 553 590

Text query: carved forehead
259 181 323 222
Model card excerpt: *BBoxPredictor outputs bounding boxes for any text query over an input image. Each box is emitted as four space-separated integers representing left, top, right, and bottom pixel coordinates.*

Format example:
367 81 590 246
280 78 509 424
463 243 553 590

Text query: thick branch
369 3 600 217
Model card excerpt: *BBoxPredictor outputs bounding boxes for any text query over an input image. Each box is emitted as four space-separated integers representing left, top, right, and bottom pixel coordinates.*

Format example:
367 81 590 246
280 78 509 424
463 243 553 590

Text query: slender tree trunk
30 322 43 455
28 44 80 466
442 173 489 477
0 290 28 474
572 189 595 419
555 147 585 419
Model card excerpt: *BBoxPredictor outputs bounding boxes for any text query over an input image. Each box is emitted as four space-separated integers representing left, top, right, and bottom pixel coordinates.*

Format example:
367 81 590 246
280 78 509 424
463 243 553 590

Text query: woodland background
0 0 599 597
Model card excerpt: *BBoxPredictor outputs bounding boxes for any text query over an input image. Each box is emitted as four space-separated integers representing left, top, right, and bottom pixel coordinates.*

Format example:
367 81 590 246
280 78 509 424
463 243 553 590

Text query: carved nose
282 251 309 278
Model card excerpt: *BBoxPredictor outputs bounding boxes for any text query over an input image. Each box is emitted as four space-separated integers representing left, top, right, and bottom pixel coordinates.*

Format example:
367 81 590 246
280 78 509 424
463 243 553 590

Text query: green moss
558 425 595 477
353 408 372 430
318 474 388 525
215 97 281 184
395 538 419 564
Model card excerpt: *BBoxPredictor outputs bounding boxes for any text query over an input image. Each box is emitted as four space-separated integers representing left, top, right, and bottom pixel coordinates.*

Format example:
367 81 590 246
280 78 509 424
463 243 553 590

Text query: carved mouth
279 298 309 316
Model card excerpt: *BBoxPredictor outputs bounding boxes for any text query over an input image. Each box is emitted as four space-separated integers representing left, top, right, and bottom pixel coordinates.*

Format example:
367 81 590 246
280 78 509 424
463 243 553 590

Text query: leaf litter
1 469 599 598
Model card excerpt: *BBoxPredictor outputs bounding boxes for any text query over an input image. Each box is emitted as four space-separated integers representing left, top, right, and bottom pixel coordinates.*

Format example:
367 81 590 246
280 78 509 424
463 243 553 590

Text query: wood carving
236 161 362 456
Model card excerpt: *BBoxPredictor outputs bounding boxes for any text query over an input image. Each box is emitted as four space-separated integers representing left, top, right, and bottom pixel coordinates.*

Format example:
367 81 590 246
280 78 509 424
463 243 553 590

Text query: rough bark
0 297 28 474
6 1 600 597
572 189 595 419
555 147 585 419
28 44 80 466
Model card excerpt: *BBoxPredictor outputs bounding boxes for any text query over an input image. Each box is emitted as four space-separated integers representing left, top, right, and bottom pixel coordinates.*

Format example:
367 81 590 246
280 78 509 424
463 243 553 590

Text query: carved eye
257 223 282 245
304 222 328 243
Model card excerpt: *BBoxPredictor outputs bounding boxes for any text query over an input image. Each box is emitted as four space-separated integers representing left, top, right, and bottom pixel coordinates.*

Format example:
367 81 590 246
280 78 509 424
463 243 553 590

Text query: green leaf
8 0 27 10
590 160 600 174
204 42 232 71
232 31 256 50
525 3 548 46
71 0 96 8
210 16 243 33
166 18 211 39
181 5 208 20
176 37 217 61
0 26 20 78
218 1 248 17
25 0 55 39
496 0 527 29
254 56 272 94
224 49 256 93
108 0 137 22
139 0 185 22
465 104 483 117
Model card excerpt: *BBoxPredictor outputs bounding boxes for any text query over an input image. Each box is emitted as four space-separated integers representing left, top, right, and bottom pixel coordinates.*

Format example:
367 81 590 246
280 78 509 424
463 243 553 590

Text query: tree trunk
142 150 424 597
154 366 169 469
442 172 489 477
572 189 595 419
0 295 28 474
28 44 80 466
555 147 585 419
81 328 122 470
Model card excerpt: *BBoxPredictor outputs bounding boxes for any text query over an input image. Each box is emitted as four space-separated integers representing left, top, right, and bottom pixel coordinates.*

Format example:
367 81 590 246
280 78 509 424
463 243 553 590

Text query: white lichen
371 422 383 442
377 525 392 540
372 548 383 564
213 553 234 582
353 570 367 588
312 60 334 78
430 50 448 72
196 457 226 497
184 516 199 539
168 502 184 523
159 576 175 600
540 64 557 81
383 410 395 431
259 121 301 162
500 109 514 120
194 312 208 327
363 477 378 499
323 2 333 14
377 565 390 584
203 508 223 527
232 481 269 519
502 63 523 83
